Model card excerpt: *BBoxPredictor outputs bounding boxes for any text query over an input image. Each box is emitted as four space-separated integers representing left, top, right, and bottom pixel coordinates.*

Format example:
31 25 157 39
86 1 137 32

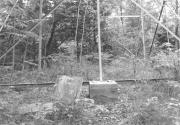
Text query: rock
174 119 180 125
54 75 83 105
93 105 109 113
146 96 159 105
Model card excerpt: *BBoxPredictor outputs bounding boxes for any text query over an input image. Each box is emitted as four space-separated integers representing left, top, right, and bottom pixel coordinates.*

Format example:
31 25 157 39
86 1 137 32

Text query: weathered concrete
89 80 118 103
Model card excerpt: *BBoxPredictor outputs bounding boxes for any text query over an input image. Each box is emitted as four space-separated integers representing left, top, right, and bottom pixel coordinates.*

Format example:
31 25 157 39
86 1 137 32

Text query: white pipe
38 0 43 71
140 0 146 59
97 0 103 81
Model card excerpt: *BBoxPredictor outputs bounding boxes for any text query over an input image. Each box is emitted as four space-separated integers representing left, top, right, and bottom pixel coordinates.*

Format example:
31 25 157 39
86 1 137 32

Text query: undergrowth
0 52 180 125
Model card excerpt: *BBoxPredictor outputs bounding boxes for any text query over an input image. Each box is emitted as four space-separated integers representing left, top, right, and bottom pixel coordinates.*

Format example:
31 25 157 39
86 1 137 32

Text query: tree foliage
0 0 179 68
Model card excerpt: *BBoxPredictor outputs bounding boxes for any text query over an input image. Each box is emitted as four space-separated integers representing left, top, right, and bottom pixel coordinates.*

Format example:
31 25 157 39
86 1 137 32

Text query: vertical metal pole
97 0 103 81
38 0 43 71
140 0 145 59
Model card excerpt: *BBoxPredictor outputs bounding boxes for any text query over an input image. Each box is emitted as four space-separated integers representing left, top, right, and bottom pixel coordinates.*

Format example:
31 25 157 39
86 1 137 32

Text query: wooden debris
89 80 118 103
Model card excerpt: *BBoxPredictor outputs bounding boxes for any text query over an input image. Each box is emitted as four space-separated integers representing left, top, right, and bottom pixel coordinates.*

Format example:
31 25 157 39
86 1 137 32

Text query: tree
175 0 179 49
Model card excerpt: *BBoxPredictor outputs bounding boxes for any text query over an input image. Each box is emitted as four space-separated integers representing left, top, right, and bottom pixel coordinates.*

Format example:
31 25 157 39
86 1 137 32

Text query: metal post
97 0 103 81
140 0 146 59
38 0 43 71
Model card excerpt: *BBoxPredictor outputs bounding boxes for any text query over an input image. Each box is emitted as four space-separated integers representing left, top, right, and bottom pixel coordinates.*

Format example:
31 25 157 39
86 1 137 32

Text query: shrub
131 104 174 125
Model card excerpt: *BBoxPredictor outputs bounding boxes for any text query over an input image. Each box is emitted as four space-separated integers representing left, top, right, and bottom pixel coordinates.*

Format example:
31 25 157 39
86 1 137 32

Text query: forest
0 0 180 125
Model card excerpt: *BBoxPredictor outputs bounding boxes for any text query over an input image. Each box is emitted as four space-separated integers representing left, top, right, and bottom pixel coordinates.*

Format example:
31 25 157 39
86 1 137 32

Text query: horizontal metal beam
0 78 174 87
0 82 55 87
109 15 141 18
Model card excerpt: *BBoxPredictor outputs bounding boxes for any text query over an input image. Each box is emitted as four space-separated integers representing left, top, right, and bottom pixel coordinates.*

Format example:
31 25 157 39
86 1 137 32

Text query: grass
0 54 180 125
1 53 178 85
0 77 180 125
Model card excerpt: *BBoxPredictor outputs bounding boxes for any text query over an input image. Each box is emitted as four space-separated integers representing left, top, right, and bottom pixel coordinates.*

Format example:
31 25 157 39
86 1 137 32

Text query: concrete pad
89 80 118 103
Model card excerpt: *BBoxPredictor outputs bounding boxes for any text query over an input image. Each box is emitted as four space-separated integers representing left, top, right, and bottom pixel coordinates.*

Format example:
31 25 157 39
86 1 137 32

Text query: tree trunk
175 0 180 81
175 0 179 50
32 41 36 63
22 42 27 71
12 47 15 70
91 0 97 53
93 16 97 52
75 0 82 62
46 13 57 56
120 1 124 34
